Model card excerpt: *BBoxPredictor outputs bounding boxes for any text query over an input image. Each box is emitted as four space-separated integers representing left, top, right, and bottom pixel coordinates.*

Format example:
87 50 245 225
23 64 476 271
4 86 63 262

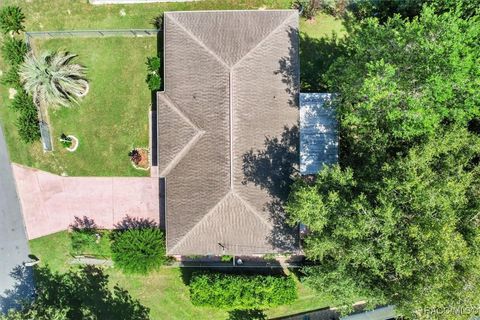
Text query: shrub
189 273 298 310
1 65 21 88
114 215 158 231
111 228 167 274
0 6 25 34
146 56 161 72
69 216 102 255
1 37 28 65
13 89 40 143
128 149 141 165
60 133 72 148
146 73 161 91
221 255 233 262
16 104 40 143
10 88 32 112
145 56 161 91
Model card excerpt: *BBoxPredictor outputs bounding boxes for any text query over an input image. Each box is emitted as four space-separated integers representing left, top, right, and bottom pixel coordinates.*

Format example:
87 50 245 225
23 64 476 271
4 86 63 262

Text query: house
157 10 301 256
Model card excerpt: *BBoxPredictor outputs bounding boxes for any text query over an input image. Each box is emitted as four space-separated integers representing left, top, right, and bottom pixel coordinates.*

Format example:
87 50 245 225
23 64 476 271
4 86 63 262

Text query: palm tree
19 51 88 108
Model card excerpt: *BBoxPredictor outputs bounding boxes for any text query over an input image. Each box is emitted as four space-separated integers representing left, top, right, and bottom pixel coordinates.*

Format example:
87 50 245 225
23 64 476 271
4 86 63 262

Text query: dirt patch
136 149 149 169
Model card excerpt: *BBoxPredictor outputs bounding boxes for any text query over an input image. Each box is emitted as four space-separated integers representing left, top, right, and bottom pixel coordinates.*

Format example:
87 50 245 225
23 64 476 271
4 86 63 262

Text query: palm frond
19 51 88 108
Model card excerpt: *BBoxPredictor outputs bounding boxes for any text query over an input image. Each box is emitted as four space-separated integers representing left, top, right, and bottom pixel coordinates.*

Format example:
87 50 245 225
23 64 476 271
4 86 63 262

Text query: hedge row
0 7 40 143
189 273 298 310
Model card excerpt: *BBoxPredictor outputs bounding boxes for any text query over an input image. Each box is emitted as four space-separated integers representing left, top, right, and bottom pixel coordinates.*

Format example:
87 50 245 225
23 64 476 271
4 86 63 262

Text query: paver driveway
12 164 160 239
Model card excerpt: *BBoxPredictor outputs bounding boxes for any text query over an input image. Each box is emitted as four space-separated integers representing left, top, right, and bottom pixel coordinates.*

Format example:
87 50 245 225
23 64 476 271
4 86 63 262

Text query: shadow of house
242 125 300 252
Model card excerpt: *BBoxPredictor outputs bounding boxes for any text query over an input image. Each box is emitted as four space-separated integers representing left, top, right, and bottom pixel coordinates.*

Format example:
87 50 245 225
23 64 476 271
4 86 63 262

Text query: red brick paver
12 164 159 239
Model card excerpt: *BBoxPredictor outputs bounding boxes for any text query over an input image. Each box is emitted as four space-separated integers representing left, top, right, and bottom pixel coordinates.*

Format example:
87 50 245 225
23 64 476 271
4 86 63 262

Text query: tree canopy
287 4 480 319
1 266 150 320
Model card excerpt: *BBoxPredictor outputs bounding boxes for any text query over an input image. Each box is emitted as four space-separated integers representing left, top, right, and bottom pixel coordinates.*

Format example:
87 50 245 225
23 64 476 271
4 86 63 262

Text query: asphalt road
0 125 34 314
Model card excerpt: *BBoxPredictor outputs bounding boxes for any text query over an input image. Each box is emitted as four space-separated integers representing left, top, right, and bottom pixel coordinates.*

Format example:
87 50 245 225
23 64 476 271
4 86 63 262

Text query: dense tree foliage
318 0 477 22
287 5 480 319
111 228 167 274
189 273 297 310
326 7 479 176
0 266 149 320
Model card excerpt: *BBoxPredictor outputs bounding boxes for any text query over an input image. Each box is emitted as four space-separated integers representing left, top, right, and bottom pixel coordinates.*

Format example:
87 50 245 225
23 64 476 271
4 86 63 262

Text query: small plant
128 149 141 165
111 228 167 274
8 88 40 143
1 37 28 65
10 87 31 112
146 73 161 91
60 133 72 148
151 14 164 30
16 105 40 143
145 56 161 91
221 255 233 262
146 56 161 72
1 65 21 88
263 253 277 261
69 216 100 255
0 6 25 34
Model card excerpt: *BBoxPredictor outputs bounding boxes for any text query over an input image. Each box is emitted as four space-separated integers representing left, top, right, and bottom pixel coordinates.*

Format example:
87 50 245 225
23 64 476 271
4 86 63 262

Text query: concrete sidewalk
0 126 34 314
12 164 160 239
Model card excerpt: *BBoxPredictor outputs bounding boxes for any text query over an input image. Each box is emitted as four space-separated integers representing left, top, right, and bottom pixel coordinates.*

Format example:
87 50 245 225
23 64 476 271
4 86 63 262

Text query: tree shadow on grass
0 265 35 313
228 309 267 320
26 265 149 319
299 32 345 93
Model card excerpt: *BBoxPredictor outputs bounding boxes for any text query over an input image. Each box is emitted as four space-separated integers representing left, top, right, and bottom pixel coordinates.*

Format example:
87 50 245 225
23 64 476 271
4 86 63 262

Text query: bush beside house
111 228 167 274
189 273 298 310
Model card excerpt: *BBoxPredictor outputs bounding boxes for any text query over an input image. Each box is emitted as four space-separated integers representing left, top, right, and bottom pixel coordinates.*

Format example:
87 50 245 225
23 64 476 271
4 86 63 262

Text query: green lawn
2 36 155 176
2 0 292 30
30 231 334 320
300 12 345 38
0 1 343 176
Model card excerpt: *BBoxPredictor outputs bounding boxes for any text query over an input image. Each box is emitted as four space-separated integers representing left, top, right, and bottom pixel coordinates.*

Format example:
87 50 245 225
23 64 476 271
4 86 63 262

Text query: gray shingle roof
159 10 300 255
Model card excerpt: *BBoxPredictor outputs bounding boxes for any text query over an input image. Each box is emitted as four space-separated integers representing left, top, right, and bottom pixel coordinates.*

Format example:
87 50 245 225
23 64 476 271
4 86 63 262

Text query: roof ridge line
167 14 230 70
159 130 204 177
231 11 297 69
168 190 233 254
232 192 272 229
158 94 205 177
159 92 201 132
